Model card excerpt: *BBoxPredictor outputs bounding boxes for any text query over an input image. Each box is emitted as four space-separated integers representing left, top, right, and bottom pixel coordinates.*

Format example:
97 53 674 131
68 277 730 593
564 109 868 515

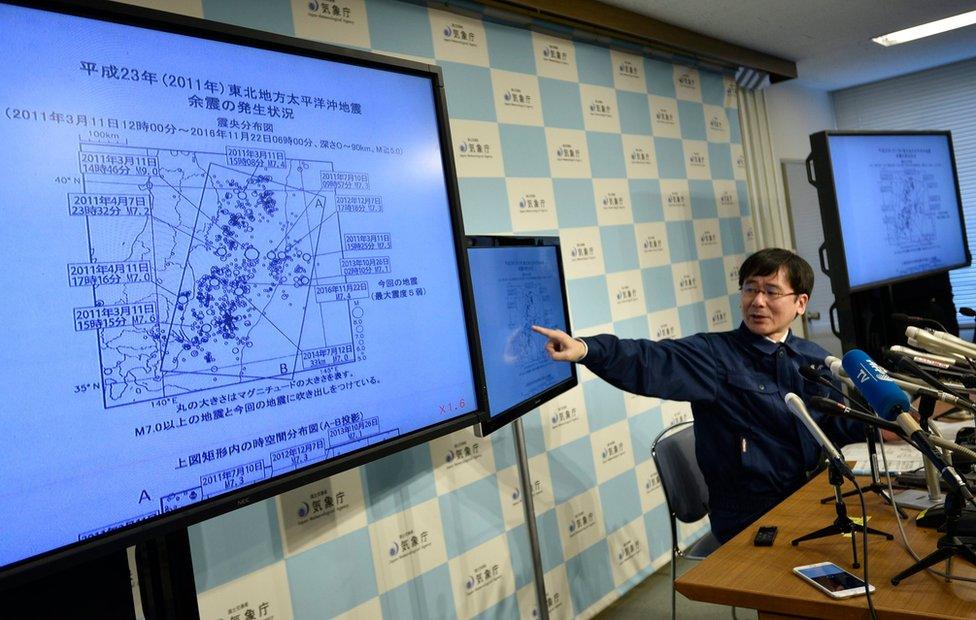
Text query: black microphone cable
804 375 976 585
853 477 877 620
807 394 976 584
791 391 877 618
892 312 952 335
872 411 976 585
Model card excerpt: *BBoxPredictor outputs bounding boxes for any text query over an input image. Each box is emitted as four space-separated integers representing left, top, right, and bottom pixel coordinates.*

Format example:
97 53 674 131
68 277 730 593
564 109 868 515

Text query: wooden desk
674 473 976 619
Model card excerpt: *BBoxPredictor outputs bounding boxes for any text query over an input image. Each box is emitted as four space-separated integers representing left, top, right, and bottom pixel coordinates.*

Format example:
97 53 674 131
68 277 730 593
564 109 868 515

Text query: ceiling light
873 10 976 46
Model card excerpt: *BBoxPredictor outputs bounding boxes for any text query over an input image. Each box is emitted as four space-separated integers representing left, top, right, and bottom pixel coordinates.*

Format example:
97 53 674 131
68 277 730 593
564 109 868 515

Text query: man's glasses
740 284 799 301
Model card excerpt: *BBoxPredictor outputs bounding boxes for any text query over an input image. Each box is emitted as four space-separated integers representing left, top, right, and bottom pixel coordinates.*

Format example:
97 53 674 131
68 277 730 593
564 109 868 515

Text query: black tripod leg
891 547 954 585
878 487 908 518
857 524 895 540
820 490 857 504
792 524 842 545
958 545 976 565
821 485 906 516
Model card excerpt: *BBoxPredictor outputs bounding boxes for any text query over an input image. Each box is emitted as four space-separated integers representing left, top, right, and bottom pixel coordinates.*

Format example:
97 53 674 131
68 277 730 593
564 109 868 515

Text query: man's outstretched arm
531 325 718 403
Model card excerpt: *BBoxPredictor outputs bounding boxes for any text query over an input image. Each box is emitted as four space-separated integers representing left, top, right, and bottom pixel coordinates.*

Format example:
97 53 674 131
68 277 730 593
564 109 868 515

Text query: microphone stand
819 425 907 518
891 487 976 585
793 460 894 568
892 395 944 510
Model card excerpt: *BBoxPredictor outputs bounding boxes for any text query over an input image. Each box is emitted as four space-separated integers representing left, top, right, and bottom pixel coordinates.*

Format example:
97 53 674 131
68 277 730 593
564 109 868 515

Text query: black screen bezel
0 0 488 586
465 235 578 437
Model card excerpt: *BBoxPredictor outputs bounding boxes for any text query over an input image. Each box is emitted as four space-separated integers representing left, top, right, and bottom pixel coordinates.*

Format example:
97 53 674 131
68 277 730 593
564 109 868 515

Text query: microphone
809 396 976 462
841 351 974 499
928 434 976 463
884 354 976 411
895 414 974 500
808 396 904 437
890 375 975 411
907 326 976 359
841 349 911 421
784 393 855 481
799 364 829 386
889 345 968 372
826 356 852 382
887 347 974 383
802 364 874 412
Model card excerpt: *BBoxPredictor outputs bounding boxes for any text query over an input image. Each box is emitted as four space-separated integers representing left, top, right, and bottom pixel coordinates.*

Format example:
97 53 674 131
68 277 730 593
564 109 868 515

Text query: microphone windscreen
841 349 911 420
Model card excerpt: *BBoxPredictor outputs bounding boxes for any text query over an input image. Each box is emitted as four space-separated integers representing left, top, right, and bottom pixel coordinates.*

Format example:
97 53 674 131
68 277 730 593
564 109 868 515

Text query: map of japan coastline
73 143 377 409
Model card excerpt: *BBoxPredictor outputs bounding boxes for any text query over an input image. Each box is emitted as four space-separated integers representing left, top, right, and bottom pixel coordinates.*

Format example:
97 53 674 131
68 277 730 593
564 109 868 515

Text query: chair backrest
651 421 709 524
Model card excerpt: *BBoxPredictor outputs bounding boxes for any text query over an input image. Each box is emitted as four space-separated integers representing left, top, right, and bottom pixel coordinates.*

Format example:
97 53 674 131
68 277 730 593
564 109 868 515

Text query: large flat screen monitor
0 0 485 581
466 236 577 436
811 131 971 291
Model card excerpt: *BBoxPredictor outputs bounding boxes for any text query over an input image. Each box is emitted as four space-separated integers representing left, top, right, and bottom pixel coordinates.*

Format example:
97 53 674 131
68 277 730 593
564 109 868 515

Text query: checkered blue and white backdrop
118 0 757 617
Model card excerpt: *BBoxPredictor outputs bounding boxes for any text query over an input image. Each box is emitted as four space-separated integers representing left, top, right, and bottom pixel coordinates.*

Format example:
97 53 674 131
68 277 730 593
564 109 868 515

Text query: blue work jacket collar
735 322 798 356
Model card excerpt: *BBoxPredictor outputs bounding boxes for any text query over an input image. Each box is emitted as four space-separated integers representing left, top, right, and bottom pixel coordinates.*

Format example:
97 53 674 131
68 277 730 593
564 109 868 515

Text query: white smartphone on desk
793 562 875 599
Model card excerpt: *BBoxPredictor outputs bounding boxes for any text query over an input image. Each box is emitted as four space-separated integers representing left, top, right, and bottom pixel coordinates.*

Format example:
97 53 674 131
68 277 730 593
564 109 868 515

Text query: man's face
740 267 808 340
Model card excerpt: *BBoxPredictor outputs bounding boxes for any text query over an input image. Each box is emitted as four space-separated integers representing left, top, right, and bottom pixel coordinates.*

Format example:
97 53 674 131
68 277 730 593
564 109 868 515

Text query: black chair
651 420 733 620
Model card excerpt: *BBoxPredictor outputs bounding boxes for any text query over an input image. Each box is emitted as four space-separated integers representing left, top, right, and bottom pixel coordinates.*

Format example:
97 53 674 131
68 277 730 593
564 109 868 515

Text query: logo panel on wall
451 120 504 177
430 10 489 64
547 128 591 177
449 536 516 619
683 140 711 180
674 67 702 101
592 420 636 483
540 387 589 449
370 498 448 592
196 562 295 620
295 0 370 47
672 261 703 306
506 178 557 231
607 270 645 322
611 49 646 92
560 227 603 279
608 519 651 587
556 488 606 558
493 70 543 125
532 32 578 81
430 427 495 495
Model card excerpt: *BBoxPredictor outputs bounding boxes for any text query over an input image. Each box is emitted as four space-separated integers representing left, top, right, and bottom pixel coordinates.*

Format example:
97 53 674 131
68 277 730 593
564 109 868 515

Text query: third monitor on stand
807 130 971 357
465 236 577 437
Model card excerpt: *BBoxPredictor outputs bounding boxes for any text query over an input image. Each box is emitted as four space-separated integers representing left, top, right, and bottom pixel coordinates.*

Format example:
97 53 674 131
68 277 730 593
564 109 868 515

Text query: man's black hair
738 248 814 296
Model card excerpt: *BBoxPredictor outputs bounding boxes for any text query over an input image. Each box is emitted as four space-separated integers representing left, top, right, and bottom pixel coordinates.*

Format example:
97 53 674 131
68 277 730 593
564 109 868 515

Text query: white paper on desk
838 419 971 475
840 442 922 475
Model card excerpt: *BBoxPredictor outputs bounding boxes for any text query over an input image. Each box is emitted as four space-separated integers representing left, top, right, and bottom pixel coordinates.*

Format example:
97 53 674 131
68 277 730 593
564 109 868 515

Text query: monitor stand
136 528 201 620
2 528 200 620
2 548 135 619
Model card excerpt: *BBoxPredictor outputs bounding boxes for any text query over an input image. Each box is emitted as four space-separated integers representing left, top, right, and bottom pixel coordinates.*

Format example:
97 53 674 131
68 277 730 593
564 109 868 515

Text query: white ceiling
601 0 976 91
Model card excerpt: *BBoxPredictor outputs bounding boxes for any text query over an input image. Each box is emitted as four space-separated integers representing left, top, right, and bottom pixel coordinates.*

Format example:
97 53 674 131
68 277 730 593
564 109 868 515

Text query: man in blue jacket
533 248 861 542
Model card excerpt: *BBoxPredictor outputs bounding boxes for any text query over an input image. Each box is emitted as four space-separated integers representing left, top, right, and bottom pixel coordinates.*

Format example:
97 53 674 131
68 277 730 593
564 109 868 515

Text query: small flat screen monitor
0 0 484 581
466 236 577 436
820 131 970 291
